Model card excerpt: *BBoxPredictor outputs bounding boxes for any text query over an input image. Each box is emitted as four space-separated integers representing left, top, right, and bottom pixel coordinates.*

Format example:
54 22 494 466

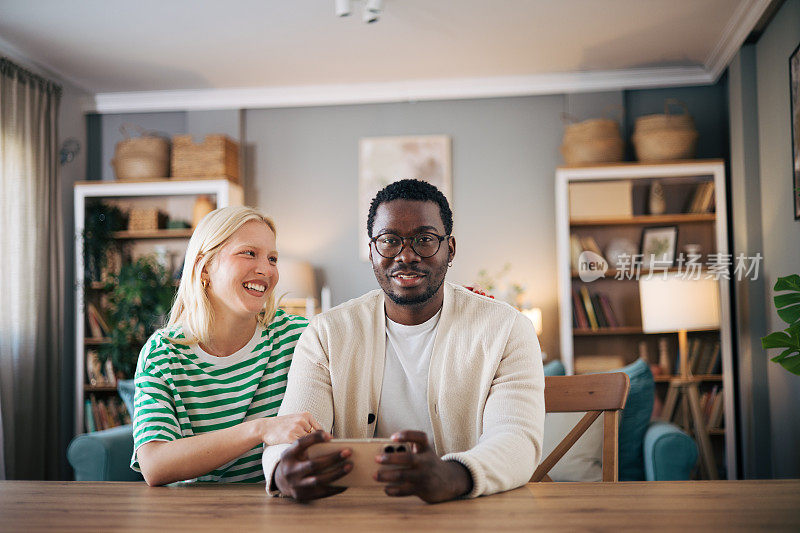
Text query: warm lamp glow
522 308 543 336
275 258 316 299
640 275 720 333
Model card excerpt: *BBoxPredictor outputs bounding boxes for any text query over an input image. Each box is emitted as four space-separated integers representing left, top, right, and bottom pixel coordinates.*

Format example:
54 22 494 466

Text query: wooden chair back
532 372 630 483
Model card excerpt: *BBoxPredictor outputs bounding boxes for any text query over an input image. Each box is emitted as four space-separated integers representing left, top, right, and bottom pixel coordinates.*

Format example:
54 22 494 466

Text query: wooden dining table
1 479 798 532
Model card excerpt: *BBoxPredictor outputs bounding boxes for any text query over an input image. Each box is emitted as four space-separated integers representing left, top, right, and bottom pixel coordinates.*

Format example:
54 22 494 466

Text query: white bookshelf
554 160 736 479
73 178 243 436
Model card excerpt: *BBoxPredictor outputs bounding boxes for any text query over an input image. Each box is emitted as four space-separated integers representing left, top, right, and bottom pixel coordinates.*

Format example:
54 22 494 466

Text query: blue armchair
67 380 143 481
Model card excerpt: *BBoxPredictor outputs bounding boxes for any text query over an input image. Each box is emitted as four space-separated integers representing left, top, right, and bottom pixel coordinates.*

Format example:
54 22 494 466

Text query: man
262 179 544 502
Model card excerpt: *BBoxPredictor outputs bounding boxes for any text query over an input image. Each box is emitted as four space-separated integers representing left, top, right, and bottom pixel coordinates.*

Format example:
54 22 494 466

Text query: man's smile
390 270 427 287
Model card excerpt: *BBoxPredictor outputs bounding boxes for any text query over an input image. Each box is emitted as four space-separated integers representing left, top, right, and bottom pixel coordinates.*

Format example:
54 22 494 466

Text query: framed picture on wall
790 41 800 219
358 135 452 260
640 226 678 268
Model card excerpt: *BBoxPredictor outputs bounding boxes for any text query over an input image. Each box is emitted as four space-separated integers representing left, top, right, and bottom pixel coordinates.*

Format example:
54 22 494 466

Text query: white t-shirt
374 310 440 441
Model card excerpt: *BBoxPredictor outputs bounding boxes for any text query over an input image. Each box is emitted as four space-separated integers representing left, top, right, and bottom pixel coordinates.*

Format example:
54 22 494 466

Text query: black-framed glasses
370 232 449 258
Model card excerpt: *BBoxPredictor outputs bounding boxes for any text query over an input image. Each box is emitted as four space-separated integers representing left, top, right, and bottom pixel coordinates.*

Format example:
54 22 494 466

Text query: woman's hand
258 412 323 446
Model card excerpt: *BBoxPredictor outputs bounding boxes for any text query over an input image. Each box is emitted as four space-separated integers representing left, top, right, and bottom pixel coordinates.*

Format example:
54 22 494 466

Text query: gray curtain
0 57 63 480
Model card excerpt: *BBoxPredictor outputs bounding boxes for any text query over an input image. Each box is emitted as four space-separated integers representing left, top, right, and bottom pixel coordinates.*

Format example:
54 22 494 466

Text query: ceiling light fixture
334 0 351 17
334 0 385 23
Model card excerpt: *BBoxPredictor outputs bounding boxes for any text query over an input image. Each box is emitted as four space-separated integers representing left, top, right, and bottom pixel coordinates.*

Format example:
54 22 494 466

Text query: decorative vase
649 180 666 215
605 238 638 269
192 195 215 228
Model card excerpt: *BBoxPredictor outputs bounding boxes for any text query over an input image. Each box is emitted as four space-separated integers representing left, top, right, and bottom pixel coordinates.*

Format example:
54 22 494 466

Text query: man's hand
273 431 352 501
374 430 473 503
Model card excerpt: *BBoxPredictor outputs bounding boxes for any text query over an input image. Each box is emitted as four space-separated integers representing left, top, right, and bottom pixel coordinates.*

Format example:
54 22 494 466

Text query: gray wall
58 81 92 479
755 0 800 478
92 87 733 370
245 96 565 358
730 0 800 479
728 46 772 479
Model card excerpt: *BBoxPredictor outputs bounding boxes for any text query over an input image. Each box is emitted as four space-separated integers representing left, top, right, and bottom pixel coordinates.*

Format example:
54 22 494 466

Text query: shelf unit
555 160 736 479
73 178 244 436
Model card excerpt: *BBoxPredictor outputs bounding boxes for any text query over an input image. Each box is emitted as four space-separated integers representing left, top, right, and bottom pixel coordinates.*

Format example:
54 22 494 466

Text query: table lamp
639 274 720 377
639 273 720 479
274 258 316 316
522 307 543 337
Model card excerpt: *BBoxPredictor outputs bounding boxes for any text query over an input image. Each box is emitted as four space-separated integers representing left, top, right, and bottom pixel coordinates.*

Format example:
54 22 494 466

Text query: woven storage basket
128 207 167 232
560 115 624 165
171 135 239 181
632 99 698 161
111 125 170 180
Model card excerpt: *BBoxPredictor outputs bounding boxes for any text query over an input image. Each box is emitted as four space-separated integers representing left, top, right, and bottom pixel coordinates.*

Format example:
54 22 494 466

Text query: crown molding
90 66 714 113
0 36 91 94
705 0 772 81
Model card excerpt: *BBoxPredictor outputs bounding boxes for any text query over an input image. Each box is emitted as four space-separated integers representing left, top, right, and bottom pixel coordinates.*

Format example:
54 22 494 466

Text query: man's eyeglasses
370 232 449 259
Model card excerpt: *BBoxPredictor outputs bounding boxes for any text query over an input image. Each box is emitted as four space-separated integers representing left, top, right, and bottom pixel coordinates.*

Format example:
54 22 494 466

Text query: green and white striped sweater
131 309 308 482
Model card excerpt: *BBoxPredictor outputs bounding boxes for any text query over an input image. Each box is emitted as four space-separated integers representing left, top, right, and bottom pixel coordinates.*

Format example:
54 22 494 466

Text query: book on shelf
572 290 589 329
701 386 719 421
104 359 117 386
570 234 583 271
705 341 722 374
597 293 619 328
87 394 127 432
695 341 716 376
579 286 599 330
590 293 609 328
85 350 119 387
86 302 111 338
572 288 619 331
708 391 725 429
685 182 716 214
85 350 105 386
84 399 96 432
579 236 604 258
688 338 703 374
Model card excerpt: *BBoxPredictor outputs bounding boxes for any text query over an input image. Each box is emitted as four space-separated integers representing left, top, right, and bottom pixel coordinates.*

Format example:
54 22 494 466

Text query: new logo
578 251 608 282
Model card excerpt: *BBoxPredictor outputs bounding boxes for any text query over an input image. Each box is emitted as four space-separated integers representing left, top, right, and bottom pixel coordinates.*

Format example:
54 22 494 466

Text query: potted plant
761 274 800 375
99 255 177 378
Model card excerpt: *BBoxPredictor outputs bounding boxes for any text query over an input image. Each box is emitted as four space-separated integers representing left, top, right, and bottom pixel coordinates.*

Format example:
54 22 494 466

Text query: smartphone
305 438 411 487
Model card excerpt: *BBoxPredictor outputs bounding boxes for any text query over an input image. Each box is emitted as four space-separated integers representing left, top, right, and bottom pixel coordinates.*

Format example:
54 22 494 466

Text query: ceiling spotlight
365 0 383 14
363 9 378 23
335 0 351 17
335 0 385 23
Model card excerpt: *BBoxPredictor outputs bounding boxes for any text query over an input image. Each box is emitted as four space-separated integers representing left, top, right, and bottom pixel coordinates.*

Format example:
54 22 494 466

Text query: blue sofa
68 362 697 482
543 358 698 481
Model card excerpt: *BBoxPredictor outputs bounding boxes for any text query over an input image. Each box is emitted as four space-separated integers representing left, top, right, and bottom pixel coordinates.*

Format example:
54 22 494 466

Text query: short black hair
367 179 453 237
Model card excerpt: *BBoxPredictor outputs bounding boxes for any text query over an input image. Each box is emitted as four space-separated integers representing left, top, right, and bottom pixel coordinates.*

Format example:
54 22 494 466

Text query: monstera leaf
761 274 800 375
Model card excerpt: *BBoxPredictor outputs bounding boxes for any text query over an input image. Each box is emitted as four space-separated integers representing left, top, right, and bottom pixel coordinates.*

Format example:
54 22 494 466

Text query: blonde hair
166 206 278 345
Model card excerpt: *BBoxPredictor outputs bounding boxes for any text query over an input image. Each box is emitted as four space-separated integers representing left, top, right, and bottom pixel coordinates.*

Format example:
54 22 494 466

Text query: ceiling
0 0 772 112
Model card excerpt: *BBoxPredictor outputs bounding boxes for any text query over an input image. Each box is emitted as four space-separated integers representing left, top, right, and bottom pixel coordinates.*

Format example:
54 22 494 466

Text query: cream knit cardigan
262 282 545 498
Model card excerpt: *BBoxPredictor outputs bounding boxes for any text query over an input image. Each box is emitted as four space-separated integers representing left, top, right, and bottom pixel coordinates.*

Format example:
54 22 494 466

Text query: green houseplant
99 255 177 378
761 274 800 375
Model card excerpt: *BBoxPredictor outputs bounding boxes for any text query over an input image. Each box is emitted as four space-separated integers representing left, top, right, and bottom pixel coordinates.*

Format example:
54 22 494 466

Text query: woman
131 206 320 485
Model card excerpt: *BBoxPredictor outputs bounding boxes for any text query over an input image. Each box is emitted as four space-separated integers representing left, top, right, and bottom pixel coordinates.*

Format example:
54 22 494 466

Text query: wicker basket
111 125 170 180
560 115 624 165
632 99 698 161
171 135 239 181
128 207 167 232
